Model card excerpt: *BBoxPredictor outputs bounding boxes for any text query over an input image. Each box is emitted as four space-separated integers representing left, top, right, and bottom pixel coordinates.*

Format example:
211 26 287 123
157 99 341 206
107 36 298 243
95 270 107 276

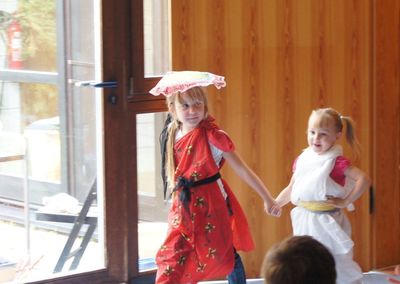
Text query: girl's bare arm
275 176 295 207
223 151 281 217
327 166 371 208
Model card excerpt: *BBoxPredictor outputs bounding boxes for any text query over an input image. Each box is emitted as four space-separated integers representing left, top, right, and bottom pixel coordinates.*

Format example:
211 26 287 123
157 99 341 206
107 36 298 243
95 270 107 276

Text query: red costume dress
155 116 255 284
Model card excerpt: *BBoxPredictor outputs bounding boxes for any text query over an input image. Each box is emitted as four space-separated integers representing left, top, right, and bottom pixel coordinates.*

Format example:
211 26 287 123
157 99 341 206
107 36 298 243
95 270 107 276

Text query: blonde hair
309 107 361 160
164 87 209 192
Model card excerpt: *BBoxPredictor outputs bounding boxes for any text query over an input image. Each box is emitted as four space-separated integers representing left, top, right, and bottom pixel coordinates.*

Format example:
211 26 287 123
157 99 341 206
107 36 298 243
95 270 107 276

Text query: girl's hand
388 277 400 284
388 265 400 283
395 265 400 275
325 196 348 208
264 201 282 217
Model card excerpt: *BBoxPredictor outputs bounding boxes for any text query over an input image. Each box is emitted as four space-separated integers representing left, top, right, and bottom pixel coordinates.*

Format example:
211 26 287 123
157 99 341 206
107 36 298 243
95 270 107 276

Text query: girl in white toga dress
275 107 371 284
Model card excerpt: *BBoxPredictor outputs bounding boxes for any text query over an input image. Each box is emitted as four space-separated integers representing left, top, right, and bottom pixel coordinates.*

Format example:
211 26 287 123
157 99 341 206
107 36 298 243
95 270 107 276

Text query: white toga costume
291 145 363 284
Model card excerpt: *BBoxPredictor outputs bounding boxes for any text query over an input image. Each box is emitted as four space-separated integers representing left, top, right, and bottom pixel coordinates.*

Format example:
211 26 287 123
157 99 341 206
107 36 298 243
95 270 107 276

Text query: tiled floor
0 219 167 283
0 220 102 283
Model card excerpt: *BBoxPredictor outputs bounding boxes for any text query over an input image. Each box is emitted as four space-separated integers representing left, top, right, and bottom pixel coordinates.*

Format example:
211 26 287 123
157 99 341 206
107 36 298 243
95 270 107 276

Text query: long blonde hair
164 87 209 192
309 107 361 160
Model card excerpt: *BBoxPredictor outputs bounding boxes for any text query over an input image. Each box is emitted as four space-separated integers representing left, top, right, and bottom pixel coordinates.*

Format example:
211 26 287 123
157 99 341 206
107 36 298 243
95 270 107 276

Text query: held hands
264 201 282 217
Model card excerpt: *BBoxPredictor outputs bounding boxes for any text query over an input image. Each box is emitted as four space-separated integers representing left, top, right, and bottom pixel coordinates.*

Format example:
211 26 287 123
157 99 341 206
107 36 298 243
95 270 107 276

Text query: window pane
143 0 171 77
1 0 57 72
137 112 169 272
0 0 105 282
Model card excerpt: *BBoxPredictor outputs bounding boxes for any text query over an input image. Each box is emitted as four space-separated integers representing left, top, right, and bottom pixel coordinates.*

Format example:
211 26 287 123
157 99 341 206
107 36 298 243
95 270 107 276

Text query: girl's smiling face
174 92 206 133
307 113 341 154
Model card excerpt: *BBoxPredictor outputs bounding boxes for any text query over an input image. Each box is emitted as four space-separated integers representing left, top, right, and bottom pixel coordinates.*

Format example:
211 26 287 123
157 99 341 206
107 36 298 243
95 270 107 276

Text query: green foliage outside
15 0 58 126
16 0 56 70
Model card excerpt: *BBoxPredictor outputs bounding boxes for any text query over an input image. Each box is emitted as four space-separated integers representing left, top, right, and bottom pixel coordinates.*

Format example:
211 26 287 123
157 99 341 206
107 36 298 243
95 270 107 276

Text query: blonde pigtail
312 108 362 161
166 119 179 194
340 116 361 161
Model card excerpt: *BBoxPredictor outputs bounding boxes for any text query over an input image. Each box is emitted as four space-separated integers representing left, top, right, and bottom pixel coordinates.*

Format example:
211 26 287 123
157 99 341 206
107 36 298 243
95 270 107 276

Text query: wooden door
373 0 400 269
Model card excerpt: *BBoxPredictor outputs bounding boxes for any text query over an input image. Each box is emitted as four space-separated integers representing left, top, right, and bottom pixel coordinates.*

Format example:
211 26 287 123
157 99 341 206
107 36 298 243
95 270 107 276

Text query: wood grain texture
170 0 399 277
342 0 373 269
373 0 400 268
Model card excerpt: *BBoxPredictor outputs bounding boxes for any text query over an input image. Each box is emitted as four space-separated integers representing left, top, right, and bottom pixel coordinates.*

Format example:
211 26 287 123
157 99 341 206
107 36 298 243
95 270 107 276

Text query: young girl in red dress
150 71 281 284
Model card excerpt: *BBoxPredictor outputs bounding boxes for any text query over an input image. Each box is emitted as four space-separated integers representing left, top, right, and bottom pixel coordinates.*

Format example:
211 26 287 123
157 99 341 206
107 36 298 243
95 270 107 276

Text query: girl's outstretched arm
327 166 371 208
222 151 281 217
275 176 295 207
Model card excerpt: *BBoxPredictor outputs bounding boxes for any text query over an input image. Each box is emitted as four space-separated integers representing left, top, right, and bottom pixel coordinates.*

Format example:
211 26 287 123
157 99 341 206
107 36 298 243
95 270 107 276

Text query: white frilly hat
149 71 226 97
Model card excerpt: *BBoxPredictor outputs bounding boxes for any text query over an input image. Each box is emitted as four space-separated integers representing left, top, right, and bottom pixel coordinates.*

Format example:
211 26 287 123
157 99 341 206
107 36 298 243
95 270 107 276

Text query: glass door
136 111 169 272
136 0 171 273
0 0 105 282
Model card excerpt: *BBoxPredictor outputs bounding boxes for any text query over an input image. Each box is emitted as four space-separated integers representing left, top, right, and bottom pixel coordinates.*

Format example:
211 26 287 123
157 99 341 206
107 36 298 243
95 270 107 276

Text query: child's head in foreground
262 235 336 284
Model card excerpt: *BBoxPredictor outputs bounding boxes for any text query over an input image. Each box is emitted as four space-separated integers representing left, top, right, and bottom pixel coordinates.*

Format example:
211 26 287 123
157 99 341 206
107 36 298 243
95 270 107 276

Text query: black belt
173 172 221 205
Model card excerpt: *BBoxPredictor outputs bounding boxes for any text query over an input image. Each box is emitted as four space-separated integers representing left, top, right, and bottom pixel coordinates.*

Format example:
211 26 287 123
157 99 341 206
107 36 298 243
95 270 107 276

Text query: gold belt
298 201 337 212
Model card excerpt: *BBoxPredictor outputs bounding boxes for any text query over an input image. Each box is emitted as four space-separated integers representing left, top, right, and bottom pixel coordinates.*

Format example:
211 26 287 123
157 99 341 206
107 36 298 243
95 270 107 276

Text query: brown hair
261 236 336 284
309 107 361 160
164 87 209 192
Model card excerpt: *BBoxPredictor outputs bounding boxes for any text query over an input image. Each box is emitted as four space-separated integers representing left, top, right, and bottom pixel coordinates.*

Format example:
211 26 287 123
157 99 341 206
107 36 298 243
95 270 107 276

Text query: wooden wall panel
373 0 400 268
171 0 375 278
342 0 373 269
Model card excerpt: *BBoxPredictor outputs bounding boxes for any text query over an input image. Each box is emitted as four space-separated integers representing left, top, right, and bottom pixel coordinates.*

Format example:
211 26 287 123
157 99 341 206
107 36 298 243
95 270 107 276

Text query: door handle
369 185 375 214
75 80 117 88
75 80 118 104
